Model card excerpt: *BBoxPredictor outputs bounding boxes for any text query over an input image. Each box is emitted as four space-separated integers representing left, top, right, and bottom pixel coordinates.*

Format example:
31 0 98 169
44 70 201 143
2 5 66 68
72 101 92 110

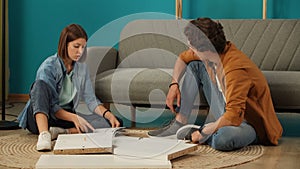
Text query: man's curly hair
184 17 226 54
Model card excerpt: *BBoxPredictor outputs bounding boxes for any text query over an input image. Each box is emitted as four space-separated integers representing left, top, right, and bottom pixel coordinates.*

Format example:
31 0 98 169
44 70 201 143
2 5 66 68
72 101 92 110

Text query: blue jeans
26 80 113 134
177 61 257 151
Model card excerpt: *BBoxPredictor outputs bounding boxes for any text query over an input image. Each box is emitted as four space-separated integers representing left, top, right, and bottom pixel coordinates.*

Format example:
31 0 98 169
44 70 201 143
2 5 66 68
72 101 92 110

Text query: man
148 18 282 151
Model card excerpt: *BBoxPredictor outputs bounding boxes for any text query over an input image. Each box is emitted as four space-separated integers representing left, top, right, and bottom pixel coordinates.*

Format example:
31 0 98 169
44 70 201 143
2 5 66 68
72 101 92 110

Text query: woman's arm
55 109 94 133
79 64 120 127
80 64 102 112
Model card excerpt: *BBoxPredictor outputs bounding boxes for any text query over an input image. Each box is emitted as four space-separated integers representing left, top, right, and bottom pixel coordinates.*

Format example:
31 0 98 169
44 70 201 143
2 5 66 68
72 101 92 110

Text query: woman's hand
55 109 94 133
94 105 121 128
104 112 120 128
166 83 181 113
71 114 95 133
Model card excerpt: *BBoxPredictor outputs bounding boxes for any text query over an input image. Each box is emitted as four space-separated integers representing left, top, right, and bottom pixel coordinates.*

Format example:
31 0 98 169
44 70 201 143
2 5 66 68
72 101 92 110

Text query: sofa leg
130 105 136 128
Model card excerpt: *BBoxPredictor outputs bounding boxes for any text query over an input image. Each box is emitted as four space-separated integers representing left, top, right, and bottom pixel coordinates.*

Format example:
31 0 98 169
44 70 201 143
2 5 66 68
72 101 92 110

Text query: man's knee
209 124 256 151
187 60 205 70
210 135 235 151
186 61 208 80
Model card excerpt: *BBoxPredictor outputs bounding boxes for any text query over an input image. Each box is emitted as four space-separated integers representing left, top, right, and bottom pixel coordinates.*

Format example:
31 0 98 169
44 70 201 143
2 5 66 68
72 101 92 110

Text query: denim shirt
18 53 102 128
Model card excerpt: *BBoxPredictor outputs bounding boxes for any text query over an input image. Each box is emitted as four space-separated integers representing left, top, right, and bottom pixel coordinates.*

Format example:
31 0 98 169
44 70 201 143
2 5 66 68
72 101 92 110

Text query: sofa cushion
118 20 189 67
95 68 171 106
95 68 207 107
263 71 300 110
117 48 178 69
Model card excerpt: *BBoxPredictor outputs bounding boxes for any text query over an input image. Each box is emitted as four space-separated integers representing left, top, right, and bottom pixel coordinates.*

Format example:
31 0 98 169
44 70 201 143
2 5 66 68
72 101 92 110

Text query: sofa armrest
86 46 118 89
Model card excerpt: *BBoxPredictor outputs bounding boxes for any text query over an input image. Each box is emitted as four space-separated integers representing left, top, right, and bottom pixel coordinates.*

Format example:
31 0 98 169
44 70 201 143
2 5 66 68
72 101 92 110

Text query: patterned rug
0 129 264 169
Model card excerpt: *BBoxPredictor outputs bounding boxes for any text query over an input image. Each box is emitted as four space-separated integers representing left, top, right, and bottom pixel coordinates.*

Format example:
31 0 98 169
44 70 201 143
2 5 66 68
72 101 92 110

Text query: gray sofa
86 19 300 126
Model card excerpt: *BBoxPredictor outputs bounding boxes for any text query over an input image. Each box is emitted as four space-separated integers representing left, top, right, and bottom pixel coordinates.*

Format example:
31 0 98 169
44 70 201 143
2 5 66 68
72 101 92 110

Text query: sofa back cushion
219 19 300 71
118 19 300 71
118 20 189 68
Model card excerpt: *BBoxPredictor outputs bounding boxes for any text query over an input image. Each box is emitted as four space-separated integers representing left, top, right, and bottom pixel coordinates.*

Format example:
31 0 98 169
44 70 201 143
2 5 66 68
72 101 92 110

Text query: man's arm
173 48 201 82
166 49 201 112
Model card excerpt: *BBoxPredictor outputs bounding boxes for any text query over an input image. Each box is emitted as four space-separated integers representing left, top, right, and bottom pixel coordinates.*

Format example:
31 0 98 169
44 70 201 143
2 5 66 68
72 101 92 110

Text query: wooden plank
54 146 112 155
53 132 113 155
167 143 198 160
53 128 125 154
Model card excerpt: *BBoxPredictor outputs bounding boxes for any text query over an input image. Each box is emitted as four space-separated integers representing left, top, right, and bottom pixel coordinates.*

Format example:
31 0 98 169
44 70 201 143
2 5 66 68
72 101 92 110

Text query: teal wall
8 0 300 94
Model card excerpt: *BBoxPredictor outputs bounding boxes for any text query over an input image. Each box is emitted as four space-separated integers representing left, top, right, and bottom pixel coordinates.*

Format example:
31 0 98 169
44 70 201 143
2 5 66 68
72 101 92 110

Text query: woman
18 24 121 151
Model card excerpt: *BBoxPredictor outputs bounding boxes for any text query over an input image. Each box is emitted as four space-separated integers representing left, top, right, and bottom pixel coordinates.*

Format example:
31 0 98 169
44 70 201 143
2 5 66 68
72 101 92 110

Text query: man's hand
166 83 181 113
191 116 234 143
191 122 218 143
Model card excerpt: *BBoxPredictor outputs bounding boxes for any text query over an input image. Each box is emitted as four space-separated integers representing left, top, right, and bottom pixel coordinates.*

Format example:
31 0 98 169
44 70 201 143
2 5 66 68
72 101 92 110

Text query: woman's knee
30 80 53 101
30 80 53 117
30 80 51 95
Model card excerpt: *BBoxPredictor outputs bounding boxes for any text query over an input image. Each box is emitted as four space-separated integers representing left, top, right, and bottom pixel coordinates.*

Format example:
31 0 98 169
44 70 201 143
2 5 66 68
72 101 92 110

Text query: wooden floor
1 102 299 169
